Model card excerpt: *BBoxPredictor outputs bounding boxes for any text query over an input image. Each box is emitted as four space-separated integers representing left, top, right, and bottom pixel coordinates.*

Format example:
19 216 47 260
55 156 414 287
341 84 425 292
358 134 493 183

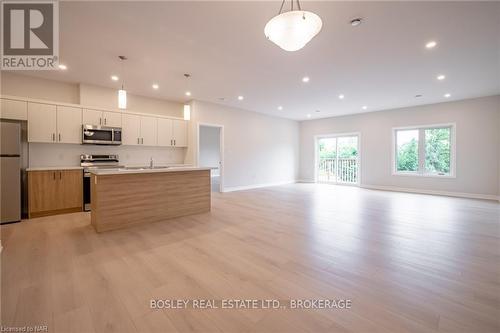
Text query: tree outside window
394 125 453 176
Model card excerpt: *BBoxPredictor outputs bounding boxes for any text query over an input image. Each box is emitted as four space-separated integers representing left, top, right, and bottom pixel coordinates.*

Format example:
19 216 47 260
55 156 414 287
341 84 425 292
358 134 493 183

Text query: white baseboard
222 180 296 193
361 184 499 201
297 179 315 183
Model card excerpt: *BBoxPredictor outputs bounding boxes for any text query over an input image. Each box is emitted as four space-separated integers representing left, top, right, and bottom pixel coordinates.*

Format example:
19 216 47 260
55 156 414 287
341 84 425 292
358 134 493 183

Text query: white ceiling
12 1 500 120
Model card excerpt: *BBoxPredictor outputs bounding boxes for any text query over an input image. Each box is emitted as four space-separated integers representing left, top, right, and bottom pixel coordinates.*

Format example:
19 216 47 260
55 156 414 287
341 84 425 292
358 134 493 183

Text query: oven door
82 125 121 145
83 171 91 211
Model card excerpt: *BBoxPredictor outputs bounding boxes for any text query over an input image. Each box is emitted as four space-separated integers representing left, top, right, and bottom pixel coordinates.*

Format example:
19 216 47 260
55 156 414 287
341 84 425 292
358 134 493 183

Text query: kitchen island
90 167 211 232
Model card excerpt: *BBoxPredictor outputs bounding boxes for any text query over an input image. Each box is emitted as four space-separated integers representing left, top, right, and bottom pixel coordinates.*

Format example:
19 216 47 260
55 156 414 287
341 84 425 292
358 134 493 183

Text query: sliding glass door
317 135 359 185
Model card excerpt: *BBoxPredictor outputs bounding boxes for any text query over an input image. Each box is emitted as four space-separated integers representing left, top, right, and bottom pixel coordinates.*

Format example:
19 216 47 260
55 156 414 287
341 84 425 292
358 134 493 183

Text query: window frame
392 123 456 178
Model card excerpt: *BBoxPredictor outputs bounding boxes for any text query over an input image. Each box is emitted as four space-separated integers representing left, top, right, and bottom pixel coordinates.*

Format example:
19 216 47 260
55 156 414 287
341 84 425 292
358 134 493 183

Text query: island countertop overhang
89 166 213 176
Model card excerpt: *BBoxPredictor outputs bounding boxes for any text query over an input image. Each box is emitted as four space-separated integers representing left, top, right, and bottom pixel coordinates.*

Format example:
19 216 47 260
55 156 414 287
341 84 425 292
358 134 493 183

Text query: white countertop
26 164 193 172
89 166 213 175
27 166 84 171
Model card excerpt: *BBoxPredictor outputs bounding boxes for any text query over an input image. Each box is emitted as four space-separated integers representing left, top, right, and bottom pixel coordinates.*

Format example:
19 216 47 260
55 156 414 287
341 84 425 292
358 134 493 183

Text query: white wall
1 72 80 104
187 100 299 190
199 125 221 175
0 73 183 118
79 84 183 118
300 95 500 198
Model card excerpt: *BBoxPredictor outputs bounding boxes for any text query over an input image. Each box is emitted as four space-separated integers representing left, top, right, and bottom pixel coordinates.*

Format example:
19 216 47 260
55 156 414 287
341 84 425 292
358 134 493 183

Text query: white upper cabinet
122 113 141 145
82 109 102 125
122 114 158 146
83 109 121 127
172 119 188 147
28 103 57 143
56 106 82 144
157 118 173 146
1 99 27 120
17 98 188 147
103 111 121 127
140 116 157 146
157 118 187 147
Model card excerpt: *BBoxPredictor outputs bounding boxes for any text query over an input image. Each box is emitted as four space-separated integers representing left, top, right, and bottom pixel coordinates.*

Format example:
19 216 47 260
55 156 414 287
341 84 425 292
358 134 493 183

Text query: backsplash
29 143 187 167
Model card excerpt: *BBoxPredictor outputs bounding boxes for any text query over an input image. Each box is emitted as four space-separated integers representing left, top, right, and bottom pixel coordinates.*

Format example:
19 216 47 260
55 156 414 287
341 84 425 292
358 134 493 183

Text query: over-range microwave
82 125 122 145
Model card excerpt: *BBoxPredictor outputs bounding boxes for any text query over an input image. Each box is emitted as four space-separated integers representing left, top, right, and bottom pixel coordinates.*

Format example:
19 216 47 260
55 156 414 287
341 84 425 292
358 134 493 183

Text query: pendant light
264 0 322 52
183 105 191 121
183 73 191 120
117 56 127 109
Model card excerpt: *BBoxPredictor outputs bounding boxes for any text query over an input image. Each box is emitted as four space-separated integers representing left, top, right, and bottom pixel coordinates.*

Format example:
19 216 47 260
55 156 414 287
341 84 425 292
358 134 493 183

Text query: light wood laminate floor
2 184 499 333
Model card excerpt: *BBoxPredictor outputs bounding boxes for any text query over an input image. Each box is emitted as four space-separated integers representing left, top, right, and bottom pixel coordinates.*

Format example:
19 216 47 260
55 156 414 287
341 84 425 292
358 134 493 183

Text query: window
393 124 454 177
395 129 419 172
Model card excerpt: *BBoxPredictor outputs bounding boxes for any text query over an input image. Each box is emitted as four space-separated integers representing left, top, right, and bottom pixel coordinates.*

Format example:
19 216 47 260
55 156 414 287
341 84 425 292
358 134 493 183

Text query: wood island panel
90 170 211 232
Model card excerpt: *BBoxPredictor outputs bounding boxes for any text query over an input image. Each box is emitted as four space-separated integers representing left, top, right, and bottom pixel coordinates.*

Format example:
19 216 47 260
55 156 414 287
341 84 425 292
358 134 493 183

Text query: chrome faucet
150 157 154 169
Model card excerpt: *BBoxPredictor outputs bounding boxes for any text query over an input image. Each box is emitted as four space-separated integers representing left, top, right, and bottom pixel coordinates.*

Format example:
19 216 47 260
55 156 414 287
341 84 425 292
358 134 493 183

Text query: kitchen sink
121 166 171 170
124 166 147 170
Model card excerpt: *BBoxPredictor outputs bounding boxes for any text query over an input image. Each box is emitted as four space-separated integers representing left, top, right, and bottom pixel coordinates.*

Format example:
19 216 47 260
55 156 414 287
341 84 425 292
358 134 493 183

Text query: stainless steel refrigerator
1 121 22 223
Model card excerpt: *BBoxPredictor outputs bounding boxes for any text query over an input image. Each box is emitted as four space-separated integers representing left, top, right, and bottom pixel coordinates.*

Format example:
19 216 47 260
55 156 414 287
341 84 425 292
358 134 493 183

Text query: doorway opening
198 124 224 192
315 134 360 185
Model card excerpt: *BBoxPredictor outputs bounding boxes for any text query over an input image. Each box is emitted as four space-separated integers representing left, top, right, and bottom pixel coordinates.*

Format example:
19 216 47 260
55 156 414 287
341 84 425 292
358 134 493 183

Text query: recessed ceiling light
415 94 423 98
111 75 119 81
218 97 225 101
315 110 320 113
338 94 345 99
238 95 244 100
444 93 451 98
437 74 446 80
306 114 311 118
152 84 159 90
350 18 362 26
302 76 310 83
277 106 283 110
362 106 368 110
425 41 437 49
185 91 191 96
58 64 67 70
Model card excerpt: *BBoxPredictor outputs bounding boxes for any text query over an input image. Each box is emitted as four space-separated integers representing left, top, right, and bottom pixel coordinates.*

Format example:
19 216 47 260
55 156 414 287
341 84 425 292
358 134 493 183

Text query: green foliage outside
318 141 336 159
397 128 450 174
397 138 419 171
425 128 450 174
318 140 358 159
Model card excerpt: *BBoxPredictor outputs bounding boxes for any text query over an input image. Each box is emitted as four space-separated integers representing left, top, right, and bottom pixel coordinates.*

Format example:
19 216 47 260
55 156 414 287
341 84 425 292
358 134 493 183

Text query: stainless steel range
81 154 123 211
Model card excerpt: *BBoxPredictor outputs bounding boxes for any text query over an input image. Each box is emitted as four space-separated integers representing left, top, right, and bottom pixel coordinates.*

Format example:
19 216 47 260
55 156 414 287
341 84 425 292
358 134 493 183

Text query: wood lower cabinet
28 169 83 218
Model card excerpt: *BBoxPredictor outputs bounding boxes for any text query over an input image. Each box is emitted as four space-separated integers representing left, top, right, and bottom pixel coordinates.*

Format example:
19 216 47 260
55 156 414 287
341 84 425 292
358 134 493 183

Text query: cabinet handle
174 139 176 146
137 138 139 144
52 133 55 141
141 138 144 144
170 139 172 146
104 118 107 125
59 171 62 180
99 118 102 125
58 133 61 142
